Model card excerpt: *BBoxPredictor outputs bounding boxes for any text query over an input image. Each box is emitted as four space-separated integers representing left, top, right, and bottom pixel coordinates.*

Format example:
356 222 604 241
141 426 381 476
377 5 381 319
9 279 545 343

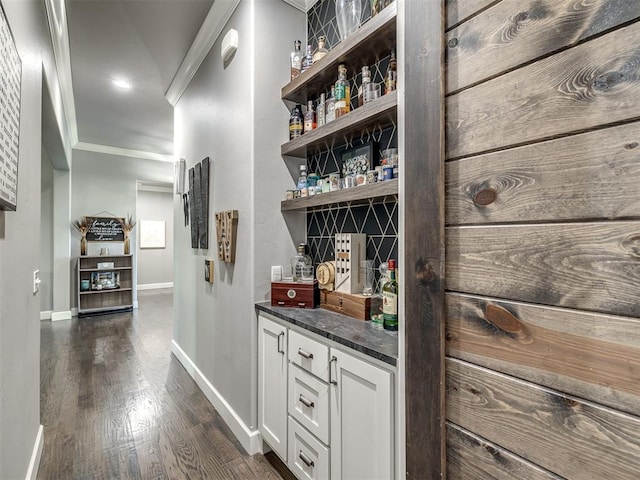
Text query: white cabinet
330 348 394 480
258 313 395 479
258 315 288 461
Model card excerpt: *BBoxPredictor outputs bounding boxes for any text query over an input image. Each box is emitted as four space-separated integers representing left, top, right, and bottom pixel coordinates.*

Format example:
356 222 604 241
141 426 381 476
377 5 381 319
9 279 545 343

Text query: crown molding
74 142 175 163
280 0 319 12
44 0 78 146
165 0 241 106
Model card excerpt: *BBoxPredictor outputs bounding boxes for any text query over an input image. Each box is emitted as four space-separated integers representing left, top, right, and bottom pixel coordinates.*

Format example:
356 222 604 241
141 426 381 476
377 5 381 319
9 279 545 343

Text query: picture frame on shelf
91 271 120 290
341 142 376 177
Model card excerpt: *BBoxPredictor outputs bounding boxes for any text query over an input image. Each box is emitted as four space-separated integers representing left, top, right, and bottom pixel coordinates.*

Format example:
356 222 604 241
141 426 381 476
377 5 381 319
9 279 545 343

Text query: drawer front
288 416 330 480
288 365 329 444
288 330 329 381
272 283 318 309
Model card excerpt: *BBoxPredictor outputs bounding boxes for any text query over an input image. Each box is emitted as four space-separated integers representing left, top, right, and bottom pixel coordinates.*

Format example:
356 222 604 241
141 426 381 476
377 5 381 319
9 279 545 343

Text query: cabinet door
258 315 288 461
330 348 394 480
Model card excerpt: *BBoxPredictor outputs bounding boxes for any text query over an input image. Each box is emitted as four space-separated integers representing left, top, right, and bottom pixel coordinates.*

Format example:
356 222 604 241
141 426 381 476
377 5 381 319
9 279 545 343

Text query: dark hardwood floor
38 289 288 480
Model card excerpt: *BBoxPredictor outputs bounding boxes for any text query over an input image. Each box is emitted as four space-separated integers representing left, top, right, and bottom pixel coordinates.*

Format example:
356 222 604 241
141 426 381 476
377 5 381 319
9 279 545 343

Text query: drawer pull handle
299 394 315 408
277 301 285 305
277 331 285 354
298 348 314 359
329 355 338 385
299 451 315 468
297 302 307 307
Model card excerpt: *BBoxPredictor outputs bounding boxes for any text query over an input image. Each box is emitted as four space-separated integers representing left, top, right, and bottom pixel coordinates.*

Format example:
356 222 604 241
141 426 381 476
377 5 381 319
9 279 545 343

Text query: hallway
37 289 284 479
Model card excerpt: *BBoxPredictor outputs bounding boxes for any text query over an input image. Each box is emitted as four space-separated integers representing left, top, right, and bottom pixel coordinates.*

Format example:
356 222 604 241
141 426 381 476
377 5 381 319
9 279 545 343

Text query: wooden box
320 290 372 321
271 281 319 309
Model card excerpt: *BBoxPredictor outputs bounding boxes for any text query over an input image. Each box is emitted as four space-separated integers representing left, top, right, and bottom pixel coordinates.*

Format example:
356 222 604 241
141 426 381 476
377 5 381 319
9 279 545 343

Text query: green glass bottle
382 259 398 330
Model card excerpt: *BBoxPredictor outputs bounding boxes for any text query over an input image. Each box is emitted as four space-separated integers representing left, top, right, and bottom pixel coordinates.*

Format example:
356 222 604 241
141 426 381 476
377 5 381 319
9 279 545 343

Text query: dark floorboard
38 289 289 480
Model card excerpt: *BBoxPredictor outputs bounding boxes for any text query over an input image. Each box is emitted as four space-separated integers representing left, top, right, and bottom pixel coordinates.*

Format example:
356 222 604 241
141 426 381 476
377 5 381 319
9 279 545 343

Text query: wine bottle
382 259 398 330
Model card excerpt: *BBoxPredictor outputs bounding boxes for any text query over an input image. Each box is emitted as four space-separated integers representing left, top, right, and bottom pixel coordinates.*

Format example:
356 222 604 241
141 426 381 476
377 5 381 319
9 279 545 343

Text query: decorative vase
81 236 87 256
335 0 363 42
124 235 130 255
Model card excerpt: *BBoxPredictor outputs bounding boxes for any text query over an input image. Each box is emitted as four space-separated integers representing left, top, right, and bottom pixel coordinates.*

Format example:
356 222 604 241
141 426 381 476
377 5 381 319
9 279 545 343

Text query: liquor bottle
334 63 350 118
289 104 304 140
325 86 336 123
317 93 326 127
382 259 398 331
385 48 397 94
291 243 312 282
297 164 308 190
358 66 371 107
312 36 329 63
301 43 313 73
304 100 316 133
290 40 302 80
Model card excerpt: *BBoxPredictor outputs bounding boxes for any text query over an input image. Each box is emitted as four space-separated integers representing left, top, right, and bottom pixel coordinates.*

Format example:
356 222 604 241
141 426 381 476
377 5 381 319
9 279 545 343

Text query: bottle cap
300 164 307 171
388 259 396 270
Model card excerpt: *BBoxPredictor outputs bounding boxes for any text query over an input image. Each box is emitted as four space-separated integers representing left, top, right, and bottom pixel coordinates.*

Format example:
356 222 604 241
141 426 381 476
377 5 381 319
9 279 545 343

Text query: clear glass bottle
304 100 316 133
290 40 302 80
326 86 336 123
289 104 304 140
317 93 326 127
297 164 308 190
291 243 312 282
301 43 313 73
334 63 350 118
358 66 371 107
313 36 329 63
385 48 397 94
370 262 388 328
382 259 398 331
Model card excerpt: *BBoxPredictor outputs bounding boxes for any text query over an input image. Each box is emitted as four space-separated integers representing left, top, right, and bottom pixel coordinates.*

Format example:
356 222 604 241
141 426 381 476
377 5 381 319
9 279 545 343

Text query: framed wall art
0 2 22 211
341 142 376 177
140 220 166 249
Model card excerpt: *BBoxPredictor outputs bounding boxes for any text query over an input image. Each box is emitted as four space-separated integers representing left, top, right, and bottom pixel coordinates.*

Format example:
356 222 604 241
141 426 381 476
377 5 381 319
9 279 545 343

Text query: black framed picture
341 142 376 176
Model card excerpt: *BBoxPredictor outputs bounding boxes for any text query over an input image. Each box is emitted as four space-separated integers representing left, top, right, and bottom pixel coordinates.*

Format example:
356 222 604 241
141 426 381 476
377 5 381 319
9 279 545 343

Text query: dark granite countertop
255 302 398 366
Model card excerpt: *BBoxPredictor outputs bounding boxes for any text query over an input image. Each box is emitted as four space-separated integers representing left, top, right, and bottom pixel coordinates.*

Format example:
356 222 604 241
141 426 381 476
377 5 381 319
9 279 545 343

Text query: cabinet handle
277 301 285 305
299 450 315 468
277 331 285 354
329 355 338 385
299 394 315 408
297 302 307 307
298 348 313 359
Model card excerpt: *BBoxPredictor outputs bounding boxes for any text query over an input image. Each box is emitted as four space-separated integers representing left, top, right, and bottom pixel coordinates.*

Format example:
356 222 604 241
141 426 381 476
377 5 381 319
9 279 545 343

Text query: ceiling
65 0 215 158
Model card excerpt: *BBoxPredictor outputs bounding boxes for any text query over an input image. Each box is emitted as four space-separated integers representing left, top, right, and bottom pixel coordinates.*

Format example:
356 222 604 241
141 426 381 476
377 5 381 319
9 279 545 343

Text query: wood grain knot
563 397 579 408
484 444 499 456
592 71 626 92
415 259 436 286
621 234 640 256
473 187 497 207
484 304 523 334
448 37 458 48
445 332 454 342
625 142 639 150
469 387 481 395
515 11 529 23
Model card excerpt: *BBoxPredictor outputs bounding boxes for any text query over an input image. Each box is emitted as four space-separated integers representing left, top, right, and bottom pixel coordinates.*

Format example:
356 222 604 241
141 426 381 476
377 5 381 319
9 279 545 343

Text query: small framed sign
341 142 376 177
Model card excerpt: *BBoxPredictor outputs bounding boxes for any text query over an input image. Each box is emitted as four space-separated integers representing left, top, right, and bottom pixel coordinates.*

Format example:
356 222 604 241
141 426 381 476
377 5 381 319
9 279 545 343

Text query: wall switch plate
33 269 41 294
271 265 283 282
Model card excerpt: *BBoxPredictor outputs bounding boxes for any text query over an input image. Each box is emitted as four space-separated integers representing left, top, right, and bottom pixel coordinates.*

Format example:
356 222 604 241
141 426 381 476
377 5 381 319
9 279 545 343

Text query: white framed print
140 220 166 249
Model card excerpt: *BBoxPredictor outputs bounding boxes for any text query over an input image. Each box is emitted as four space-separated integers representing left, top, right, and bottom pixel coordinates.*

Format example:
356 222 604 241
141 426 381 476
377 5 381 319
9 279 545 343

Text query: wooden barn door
444 1 640 478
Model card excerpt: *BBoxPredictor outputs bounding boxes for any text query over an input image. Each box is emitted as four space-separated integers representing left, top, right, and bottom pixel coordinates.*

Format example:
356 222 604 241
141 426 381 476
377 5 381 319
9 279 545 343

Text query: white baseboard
51 310 72 321
25 425 43 480
171 339 261 455
137 282 174 291
40 311 52 321
71 307 78 317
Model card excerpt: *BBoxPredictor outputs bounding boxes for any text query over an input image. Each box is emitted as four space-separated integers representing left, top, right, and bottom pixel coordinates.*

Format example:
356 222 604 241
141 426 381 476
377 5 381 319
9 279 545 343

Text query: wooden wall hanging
187 157 210 249
215 210 238 263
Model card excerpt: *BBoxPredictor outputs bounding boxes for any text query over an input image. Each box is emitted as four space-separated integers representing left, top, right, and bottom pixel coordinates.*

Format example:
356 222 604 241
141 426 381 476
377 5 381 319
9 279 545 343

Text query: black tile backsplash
304 0 398 288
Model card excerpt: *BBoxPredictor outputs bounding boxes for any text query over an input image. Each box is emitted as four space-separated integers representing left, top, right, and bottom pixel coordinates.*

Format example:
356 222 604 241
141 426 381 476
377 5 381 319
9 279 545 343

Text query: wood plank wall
444 1 640 478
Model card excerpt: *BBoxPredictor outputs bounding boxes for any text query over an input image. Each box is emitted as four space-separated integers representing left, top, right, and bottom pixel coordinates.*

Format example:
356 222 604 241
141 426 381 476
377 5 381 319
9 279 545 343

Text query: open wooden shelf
281 178 398 211
281 3 397 104
281 91 397 158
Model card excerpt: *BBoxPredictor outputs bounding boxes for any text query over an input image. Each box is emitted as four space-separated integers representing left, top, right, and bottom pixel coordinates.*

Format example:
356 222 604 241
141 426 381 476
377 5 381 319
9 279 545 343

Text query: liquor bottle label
383 291 398 316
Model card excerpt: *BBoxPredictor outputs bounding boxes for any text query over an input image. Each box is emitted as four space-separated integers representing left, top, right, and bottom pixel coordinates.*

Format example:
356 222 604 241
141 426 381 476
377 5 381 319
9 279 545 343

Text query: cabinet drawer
289 365 329 444
288 416 330 480
288 330 329 381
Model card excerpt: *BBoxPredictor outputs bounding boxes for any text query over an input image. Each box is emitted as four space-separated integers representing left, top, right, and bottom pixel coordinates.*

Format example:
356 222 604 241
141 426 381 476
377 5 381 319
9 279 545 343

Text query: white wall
172 0 304 450
70 149 173 307
0 2 57 478
40 147 54 313
136 188 174 287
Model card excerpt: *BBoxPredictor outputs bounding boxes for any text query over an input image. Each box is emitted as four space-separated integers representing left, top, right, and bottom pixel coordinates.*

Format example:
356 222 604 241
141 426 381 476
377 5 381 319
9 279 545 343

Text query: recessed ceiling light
112 79 132 90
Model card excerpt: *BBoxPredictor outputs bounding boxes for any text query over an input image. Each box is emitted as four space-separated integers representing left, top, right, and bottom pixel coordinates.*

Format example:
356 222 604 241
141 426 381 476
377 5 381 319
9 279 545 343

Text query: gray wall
172 0 304 431
70 149 173 307
41 147 54 312
0 2 58 478
136 189 174 286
